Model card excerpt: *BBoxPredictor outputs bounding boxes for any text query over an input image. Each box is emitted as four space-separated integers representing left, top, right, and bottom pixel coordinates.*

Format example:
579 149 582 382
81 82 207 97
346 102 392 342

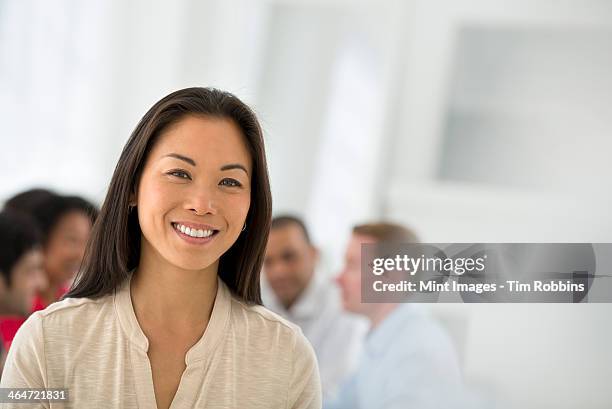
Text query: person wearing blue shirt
327 223 463 409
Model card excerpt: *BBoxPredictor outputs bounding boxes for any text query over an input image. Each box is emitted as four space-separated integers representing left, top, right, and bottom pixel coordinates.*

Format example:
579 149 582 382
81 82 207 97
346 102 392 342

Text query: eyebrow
164 153 196 166
221 163 249 175
164 153 248 175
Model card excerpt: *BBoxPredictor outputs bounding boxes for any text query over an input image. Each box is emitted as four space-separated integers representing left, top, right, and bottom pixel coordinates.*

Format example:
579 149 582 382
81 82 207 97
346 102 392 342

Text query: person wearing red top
5 191 97 310
0 210 47 372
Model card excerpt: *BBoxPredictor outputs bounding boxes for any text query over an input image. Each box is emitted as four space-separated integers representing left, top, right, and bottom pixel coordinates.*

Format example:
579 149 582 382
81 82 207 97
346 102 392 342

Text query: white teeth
174 223 214 239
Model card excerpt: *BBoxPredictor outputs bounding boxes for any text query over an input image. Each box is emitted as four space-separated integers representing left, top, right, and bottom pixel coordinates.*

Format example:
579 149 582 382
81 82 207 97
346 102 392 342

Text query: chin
341 299 355 314
167 255 219 272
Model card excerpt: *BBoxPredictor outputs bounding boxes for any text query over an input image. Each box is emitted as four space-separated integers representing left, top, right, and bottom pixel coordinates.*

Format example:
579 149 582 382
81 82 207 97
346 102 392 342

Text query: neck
131 246 218 328
367 303 399 330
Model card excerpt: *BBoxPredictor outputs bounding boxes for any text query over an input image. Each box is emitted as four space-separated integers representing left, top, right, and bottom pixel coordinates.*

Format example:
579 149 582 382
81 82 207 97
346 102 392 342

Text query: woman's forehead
151 116 252 168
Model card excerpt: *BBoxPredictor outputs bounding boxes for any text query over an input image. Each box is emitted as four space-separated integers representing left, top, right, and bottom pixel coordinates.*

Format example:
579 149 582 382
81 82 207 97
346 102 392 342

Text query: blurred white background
1 0 611 407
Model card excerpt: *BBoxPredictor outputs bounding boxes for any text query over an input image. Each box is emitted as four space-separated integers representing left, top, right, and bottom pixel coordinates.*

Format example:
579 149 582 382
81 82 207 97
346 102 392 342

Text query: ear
128 191 138 207
310 246 319 264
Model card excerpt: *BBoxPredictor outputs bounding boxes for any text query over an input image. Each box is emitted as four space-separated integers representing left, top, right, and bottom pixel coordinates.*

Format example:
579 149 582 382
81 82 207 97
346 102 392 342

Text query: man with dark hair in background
262 215 367 399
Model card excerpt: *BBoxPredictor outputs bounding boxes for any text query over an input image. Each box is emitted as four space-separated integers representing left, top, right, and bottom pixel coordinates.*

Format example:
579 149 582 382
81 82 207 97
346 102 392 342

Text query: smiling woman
0 88 322 409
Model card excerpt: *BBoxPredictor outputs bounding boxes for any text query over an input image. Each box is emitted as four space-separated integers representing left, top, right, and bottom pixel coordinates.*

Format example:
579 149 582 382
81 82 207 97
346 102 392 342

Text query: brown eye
167 170 191 180
219 178 242 187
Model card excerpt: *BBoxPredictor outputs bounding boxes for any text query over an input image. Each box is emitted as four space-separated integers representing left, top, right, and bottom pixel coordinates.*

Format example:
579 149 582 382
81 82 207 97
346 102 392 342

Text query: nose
187 185 218 216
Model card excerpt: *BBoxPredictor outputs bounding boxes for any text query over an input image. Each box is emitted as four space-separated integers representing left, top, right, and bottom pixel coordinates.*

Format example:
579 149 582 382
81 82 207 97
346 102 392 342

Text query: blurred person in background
326 222 462 409
3 188 55 214
0 211 47 374
262 215 367 399
5 191 97 311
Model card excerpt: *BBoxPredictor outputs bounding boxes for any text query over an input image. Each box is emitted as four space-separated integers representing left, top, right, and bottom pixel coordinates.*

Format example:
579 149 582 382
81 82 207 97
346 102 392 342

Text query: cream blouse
0 276 321 408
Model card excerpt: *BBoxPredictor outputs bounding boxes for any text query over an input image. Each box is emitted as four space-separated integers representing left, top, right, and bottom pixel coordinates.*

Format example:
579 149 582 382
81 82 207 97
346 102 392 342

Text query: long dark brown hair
66 87 272 304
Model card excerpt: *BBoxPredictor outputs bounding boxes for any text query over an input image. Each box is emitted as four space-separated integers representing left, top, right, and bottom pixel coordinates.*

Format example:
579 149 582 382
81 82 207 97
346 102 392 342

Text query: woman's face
44 211 92 284
3 248 47 315
135 115 252 273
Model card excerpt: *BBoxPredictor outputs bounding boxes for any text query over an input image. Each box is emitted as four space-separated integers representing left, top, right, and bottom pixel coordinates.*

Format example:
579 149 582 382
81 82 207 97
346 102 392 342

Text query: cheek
349 274 362 293
289 261 302 275
224 194 250 227
138 177 166 207
45 240 63 265
11 272 26 293
57 239 82 261
137 178 178 226
12 268 34 294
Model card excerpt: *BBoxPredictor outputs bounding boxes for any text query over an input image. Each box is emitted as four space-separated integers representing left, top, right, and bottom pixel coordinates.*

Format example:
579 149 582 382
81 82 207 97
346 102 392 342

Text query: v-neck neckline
114 274 232 408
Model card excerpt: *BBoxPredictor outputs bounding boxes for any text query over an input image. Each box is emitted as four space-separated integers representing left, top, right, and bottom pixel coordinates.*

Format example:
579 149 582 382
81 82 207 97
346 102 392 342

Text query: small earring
241 223 247 232
128 204 136 213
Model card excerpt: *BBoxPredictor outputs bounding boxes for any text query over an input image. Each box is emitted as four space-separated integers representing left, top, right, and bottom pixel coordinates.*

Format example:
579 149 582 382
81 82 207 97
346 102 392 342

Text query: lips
171 221 220 244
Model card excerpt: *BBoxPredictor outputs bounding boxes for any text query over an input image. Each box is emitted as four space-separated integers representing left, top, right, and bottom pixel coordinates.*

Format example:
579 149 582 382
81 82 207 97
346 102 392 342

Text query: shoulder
18 294 116 349
0 297 114 389
38 294 113 326
229 296 305 340
224 297 322 406
228 296 319 363
41 294 110 316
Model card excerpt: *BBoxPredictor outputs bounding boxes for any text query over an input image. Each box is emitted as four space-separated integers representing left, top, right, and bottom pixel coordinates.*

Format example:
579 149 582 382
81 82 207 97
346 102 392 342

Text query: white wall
0 0 115 201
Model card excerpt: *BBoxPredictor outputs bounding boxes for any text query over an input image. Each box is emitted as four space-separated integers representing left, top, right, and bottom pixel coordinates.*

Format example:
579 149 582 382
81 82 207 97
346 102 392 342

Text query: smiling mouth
171 222 220 240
